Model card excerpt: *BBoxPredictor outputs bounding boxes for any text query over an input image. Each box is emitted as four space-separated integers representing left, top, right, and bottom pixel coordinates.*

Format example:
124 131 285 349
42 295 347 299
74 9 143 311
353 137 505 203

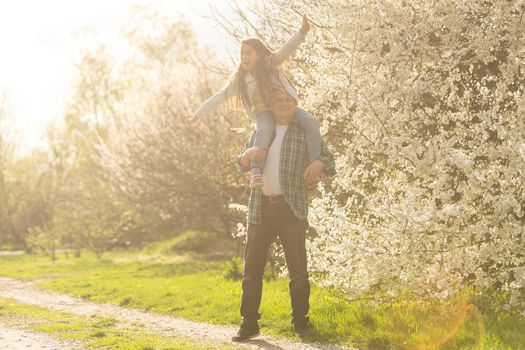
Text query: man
232 89 336 341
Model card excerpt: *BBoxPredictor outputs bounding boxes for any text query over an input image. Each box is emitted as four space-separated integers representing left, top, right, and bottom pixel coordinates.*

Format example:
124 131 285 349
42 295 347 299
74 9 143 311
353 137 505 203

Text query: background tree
97 7 250 238
4 6 252 257
0 93 20 247
7 149 51 251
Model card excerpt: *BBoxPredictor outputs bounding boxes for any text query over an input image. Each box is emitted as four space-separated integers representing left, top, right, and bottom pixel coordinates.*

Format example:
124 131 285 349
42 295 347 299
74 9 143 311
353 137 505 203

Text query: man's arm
235 133 255 172
235 132 267 173
319 140 336 176
304 139 336 183
194 78 238 119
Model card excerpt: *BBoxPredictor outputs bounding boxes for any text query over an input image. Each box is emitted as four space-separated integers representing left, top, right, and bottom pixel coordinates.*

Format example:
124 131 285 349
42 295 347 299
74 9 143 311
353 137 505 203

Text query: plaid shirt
236 118 336 225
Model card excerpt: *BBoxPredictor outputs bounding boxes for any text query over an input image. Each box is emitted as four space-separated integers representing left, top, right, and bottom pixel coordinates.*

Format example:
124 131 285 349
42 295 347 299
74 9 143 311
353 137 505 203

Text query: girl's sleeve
194 78 238 118
269 30 307 66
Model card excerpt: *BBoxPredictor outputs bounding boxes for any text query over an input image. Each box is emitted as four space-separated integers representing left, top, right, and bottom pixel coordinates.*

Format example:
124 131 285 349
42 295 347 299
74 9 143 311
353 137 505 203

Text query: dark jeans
240 195 310 324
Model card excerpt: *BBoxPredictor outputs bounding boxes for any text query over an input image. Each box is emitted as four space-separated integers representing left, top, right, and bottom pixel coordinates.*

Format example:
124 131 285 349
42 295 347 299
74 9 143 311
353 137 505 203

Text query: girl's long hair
231 38 273 109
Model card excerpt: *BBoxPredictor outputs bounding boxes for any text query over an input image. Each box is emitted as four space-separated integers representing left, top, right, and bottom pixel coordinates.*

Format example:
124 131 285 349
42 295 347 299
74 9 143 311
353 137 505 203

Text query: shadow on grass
295 326 355 349
248 336 351 350
246 339 287 350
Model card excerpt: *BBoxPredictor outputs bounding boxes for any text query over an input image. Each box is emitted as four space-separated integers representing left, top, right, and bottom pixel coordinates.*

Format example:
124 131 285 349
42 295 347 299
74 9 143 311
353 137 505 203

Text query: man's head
270 89 298 125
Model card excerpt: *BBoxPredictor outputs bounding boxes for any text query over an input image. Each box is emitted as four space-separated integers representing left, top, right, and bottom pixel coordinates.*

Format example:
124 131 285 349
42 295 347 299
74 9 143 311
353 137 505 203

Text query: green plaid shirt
236 118 336 225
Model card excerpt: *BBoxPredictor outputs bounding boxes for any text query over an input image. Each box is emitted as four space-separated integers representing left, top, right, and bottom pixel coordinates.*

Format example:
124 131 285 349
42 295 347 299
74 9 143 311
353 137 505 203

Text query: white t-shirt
262 125 288 196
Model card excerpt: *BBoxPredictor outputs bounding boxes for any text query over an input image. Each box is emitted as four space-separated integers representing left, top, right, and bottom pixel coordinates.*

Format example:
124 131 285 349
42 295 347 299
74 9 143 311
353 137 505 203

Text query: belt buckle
267 195 281 204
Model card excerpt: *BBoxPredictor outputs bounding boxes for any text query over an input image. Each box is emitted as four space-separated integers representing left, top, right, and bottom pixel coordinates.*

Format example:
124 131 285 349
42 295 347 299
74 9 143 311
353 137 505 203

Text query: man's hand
245 147 267 163
304 159 324 184
240 147 267 168
300 14 310 34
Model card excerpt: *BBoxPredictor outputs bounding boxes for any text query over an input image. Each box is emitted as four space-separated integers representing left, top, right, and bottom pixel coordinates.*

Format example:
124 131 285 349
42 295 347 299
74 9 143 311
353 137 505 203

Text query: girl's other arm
194 78 238 119
270 15 310 66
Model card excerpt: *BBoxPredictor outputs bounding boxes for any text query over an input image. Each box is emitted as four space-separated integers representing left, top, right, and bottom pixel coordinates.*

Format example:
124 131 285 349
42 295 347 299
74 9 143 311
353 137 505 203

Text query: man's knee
242 275 264 289
242 259 266 281
289 271 309 284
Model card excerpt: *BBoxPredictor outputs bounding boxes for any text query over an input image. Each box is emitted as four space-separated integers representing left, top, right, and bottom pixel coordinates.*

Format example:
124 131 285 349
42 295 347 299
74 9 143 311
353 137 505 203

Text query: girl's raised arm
270 15 310 66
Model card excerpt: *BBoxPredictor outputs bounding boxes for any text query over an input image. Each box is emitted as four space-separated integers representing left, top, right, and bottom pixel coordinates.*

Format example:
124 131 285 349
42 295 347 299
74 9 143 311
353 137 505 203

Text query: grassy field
0 232 524 349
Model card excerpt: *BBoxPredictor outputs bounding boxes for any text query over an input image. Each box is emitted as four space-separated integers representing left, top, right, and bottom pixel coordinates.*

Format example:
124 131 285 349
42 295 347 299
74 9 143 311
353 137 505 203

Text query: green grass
0 297 233 349
0 245 524 349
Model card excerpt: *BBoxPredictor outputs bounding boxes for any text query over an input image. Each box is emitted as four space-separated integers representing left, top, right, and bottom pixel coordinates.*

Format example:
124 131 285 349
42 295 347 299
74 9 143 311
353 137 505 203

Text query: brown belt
263 194 285 204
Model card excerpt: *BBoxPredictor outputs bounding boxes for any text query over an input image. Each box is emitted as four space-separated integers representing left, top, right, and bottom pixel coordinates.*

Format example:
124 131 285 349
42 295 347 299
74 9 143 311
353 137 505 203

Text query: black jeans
240 195 310 324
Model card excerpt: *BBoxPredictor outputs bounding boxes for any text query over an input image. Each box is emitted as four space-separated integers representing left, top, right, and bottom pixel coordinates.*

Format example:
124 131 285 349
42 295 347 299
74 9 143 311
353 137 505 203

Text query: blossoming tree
225 0 525 308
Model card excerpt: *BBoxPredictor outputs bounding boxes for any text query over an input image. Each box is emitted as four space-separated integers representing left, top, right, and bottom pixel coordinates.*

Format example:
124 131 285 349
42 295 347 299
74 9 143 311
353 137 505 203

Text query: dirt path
0 277 354 350
0 324 83 350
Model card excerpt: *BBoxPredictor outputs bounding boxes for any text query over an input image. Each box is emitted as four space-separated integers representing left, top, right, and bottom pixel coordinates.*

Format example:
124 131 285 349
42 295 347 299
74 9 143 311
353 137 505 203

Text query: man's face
270 90 297 121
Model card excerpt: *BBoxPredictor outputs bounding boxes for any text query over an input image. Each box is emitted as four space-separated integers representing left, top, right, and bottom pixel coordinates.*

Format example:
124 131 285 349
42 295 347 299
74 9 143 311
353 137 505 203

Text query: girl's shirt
195 29 306 119
250 86 268 116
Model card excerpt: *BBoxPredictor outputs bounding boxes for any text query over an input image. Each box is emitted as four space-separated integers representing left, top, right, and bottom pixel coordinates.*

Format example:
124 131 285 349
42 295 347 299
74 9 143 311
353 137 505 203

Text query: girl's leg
250 110 275 188
295 107 321 164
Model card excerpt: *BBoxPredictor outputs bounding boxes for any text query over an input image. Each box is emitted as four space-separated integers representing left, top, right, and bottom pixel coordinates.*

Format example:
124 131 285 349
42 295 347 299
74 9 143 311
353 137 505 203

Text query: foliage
223 256 243 280
222 255 277 281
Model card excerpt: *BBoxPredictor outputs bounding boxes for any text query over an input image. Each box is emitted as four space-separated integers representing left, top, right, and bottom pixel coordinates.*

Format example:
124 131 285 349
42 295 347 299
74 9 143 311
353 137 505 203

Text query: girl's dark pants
240 195 310 324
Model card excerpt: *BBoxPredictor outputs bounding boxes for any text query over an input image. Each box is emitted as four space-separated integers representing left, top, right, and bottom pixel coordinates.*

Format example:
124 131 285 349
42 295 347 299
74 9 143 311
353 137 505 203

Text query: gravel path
0 251 24 256
0 324 83 350
0 276 354 350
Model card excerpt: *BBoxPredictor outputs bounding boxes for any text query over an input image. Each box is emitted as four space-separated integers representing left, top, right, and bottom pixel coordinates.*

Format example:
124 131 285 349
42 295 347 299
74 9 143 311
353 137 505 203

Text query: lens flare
394 294 485 350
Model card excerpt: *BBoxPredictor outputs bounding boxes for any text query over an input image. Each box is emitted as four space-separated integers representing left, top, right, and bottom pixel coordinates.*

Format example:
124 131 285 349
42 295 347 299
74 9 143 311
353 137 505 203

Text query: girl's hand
300 14 310 34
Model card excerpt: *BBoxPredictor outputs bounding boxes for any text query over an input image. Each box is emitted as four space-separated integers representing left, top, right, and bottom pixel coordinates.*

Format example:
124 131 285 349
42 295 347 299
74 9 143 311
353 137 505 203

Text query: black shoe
293 319 310 336
231 321 260 342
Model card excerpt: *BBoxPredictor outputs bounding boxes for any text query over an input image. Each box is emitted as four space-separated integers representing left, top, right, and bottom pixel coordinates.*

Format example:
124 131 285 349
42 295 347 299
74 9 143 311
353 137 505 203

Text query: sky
0 0 236 156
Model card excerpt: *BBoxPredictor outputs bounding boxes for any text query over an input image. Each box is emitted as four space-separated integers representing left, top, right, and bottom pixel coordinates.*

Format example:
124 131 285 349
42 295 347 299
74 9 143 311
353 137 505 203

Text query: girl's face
240 43 259 72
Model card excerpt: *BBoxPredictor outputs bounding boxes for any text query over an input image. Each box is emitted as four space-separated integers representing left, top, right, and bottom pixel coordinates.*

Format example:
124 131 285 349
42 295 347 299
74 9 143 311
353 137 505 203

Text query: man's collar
289 116 300 126
274 115 299 126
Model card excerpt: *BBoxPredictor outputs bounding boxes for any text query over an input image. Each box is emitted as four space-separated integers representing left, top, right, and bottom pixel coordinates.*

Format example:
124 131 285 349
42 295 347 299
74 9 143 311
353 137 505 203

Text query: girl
194 15 321 188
